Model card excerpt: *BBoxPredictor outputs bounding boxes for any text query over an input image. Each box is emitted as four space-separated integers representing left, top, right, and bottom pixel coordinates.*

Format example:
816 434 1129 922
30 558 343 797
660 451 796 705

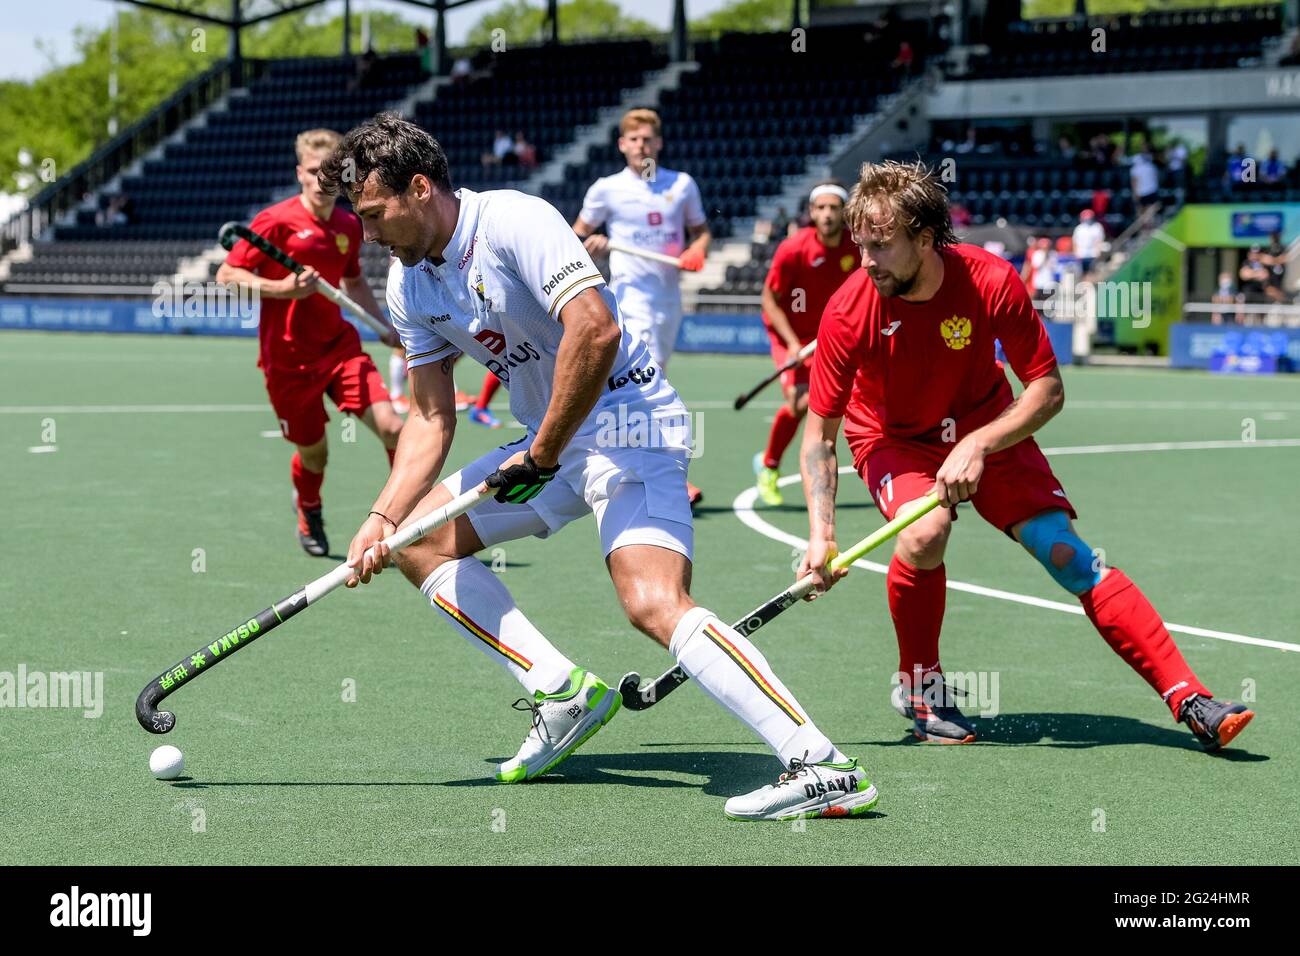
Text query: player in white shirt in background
327 113 874 821
573 108 711 506
1071 208 1105 278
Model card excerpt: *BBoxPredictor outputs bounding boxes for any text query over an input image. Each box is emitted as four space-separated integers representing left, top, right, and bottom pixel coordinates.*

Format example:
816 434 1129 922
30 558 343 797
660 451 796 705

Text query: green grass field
3 331 1298 865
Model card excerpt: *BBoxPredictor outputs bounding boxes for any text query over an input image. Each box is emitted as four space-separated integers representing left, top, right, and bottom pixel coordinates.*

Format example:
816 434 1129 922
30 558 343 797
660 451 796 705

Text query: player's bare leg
360 401 403 466
292 435 330 557
606 541 876 820
754 382 809 506
1010 510 1254 751
388 347 409 414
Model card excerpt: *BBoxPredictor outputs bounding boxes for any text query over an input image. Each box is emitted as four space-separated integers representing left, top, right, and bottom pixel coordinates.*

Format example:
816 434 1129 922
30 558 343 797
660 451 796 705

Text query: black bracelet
368 510 397 527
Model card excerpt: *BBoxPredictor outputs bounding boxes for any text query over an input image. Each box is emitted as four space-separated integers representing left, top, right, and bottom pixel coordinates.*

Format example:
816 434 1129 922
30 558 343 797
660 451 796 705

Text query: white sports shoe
496 668 620 783
724 755 878 821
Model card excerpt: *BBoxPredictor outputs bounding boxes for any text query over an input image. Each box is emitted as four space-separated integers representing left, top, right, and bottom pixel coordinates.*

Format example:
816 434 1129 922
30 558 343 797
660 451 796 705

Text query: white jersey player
574 108 711 503
325 113 873 821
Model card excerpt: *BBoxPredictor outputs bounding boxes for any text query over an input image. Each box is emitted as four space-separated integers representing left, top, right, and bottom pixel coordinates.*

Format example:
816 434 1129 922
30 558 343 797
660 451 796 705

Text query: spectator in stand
1166 141 1188 173
1261 149 1287 185
1071 208 1105 277
950 201 972 230
1262 231 1291 303
1030 237 1059 300
1210 272 1243 326
348 47 378 92
480 129 514 169
450 55 473 84
1057 135 1078 163
1239 246 1271 305
416 28 431 74
955 127 977 154
891 39 914 80
513 131 538 171
1130 147 1160 219
97 192 133 227
1225 144 1252 187
1089 133 1117 168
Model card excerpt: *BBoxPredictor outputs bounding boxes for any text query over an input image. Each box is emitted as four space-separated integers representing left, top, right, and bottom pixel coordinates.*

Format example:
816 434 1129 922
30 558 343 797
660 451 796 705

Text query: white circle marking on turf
734 440 1300 654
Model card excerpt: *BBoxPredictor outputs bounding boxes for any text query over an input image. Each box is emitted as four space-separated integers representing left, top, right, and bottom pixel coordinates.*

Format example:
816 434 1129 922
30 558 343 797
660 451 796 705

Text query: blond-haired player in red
753 181 857 506
799 160 1254 752
218 128 403 557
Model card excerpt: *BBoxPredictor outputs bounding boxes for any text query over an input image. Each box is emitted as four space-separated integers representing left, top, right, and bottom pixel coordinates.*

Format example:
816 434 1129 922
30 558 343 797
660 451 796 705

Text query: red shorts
767 326 813 390
265 351 390 446
855 435 1077 536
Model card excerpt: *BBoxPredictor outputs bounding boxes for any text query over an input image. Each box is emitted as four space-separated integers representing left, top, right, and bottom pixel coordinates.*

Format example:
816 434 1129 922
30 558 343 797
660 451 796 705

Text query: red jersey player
799 160 1254 752
753 181 858 506
217 128 403 557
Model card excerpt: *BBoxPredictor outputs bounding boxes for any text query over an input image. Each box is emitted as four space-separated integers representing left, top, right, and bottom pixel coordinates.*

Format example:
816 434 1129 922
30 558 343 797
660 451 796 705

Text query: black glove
486 452 559 504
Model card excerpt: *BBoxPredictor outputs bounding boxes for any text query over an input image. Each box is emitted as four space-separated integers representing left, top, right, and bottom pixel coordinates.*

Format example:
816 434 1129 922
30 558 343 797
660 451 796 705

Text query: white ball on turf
149 745 184 780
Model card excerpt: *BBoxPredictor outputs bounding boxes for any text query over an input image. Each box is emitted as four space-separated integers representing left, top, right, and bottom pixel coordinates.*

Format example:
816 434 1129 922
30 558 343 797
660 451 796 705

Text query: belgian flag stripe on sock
433 594 534 670
703 623 805 726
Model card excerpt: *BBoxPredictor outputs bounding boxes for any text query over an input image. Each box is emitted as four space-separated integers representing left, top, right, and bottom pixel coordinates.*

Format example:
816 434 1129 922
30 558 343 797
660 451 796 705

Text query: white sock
420 557 573 696
669 606 846 766
389 353 407 399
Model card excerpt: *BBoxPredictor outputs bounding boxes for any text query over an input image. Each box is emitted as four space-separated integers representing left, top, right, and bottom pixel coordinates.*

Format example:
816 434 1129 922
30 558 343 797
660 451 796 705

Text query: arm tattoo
439 356 454 375
803 440 839 530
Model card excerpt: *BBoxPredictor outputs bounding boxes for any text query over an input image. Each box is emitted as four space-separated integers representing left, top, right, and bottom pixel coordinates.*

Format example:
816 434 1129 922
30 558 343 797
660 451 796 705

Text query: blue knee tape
1019 511 1101 595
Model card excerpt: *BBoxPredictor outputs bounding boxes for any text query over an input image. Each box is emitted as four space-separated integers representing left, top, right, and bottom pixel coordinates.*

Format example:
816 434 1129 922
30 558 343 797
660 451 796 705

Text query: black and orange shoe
297 506 329 557
891 679 977 744
1179 695 1254 752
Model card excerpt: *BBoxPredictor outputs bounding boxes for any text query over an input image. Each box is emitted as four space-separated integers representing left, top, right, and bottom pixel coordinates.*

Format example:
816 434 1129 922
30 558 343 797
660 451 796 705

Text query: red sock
291 452 324 533
476 373 501 410
762 405 800 470
385 447 396 468
1080 568 1209 718
887 555 946 680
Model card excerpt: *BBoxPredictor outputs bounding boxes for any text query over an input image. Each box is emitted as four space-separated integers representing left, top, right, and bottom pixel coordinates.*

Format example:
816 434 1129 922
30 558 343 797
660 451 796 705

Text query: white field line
734 444 1299 654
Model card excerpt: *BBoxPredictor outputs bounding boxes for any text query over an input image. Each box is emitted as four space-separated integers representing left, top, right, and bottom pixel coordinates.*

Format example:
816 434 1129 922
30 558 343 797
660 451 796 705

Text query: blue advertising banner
1230 211 1285 239
1169 323 1300 371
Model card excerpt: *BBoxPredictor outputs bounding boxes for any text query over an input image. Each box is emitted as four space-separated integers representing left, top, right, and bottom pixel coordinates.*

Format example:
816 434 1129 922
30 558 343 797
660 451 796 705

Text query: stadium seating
413 40 668 192
965 6 1282 79
541 28 923 240
56 55 427 245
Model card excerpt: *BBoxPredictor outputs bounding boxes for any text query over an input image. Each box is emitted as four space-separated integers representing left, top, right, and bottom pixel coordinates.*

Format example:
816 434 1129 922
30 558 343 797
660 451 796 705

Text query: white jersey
579 166 706 321
387 187 683 435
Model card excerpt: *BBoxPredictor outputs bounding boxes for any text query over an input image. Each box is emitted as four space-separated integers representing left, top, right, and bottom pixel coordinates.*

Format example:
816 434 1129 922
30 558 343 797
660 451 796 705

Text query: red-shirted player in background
753 181 858 506
217 128 403 557
799 160 1254 752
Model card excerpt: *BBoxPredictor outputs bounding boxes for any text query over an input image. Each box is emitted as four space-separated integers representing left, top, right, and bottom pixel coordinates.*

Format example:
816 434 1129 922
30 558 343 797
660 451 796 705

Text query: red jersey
763 226 859 341
224 195 364 372
809 243 1058 454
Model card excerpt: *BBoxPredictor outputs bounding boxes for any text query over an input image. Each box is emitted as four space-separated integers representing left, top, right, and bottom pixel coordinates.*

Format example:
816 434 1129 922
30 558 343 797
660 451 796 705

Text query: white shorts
441 431 694 560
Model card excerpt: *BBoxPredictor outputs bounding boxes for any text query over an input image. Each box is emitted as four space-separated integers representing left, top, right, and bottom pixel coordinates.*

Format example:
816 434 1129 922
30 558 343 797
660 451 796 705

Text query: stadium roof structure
97 0 697 69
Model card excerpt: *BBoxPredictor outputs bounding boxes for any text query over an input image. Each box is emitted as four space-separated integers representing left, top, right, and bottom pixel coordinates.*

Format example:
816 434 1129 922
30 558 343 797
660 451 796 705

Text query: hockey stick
618 491 942 711
134 483 494 734
734 340 816 410
217 221 391 339
606 240 685 268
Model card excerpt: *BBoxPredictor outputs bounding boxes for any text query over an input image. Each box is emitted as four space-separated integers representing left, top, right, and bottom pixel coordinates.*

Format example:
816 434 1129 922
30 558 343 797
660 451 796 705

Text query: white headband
810 184 848 204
